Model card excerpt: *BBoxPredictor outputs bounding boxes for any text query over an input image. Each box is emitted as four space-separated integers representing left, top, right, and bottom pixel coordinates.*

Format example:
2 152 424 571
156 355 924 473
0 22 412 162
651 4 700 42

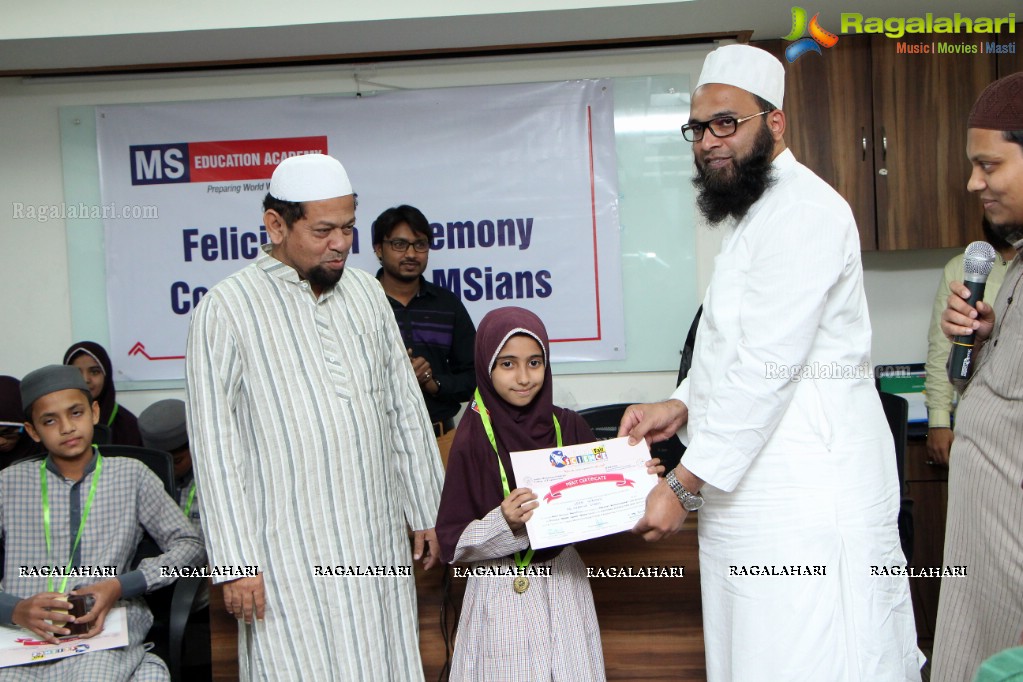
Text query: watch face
683 495 704 512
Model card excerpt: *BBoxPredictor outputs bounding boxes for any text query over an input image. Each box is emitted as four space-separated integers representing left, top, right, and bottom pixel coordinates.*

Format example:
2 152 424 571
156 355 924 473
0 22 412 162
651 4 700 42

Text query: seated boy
0 365 203 681
137 399 203 543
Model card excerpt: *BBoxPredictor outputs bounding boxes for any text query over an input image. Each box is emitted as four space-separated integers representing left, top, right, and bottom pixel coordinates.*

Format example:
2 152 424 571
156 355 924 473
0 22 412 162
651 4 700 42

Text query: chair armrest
168 576 204 682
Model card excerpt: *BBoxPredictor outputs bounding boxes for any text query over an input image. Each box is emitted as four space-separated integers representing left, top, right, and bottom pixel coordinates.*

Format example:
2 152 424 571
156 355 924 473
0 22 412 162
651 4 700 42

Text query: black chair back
91 423 112 446
577 403 685 473
98 444 176 499
878 392 909 496
878 391 914 564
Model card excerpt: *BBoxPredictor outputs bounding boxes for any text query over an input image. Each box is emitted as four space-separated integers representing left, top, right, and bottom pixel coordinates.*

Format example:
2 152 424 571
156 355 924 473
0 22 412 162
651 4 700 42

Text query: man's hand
926 427 954 467
408 349 439 395
500 488 539 532
646 458 666 476
223 574 265 624
941 281 996 344
11 592 75 643
413 528 441 571
633 479 687 542
618 399 689 446
70 578 122 638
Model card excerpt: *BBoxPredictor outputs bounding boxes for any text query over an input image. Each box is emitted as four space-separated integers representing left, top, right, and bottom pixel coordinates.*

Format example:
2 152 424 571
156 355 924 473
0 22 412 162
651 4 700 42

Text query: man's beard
387 260 423 283
692 123 776 225
307 263 345 291
984 218 1023 249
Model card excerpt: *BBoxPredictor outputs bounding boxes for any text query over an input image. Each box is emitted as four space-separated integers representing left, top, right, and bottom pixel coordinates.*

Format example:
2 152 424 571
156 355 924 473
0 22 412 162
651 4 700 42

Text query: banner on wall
95 80 624 382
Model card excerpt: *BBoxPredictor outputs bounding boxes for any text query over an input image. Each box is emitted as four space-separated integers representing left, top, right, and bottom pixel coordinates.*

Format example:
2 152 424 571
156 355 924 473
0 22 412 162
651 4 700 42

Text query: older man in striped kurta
185 154 444 681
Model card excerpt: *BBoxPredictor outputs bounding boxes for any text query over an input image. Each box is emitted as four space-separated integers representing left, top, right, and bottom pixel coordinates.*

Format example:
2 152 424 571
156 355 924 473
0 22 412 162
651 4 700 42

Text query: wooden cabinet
997 31 1022 76
758 37 877 249
758 35 997 251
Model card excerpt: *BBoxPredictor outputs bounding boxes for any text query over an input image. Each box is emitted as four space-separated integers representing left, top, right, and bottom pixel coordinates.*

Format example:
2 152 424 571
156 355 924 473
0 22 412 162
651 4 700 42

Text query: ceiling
1 0 1017 76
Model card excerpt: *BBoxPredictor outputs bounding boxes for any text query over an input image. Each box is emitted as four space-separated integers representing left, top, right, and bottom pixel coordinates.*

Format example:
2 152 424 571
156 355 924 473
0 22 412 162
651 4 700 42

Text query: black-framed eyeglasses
681 111 771 142
384 238 430 253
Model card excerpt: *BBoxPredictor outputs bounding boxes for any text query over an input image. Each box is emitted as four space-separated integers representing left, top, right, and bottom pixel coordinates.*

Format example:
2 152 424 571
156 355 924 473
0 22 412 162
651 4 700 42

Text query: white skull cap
268 153 353 202
696 44 785 109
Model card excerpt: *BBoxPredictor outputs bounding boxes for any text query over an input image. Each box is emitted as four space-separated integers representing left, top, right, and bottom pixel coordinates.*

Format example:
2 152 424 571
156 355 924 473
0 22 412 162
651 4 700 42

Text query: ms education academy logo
128 136 328 185
783 7 839 62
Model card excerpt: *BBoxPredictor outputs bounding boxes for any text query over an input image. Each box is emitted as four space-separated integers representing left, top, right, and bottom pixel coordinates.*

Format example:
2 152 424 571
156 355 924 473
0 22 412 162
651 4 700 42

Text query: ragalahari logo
783 7 839 62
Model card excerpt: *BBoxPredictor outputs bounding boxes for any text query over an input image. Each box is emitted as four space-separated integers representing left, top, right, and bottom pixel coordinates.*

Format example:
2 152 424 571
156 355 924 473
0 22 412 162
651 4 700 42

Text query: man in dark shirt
373 205 476 463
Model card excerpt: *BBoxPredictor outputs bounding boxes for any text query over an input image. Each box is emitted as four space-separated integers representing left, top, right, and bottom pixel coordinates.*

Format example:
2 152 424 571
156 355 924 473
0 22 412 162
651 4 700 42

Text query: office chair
577 403 685 473
96 446 206 682
878 391 914 564
100 445 176 497
91 423 112 446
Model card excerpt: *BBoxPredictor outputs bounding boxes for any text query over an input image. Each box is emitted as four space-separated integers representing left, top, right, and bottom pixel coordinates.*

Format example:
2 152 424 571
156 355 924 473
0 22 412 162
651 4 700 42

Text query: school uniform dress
186 246 444 682
436 307 606 682
0 451 204 681
933 251 1023 681
672 149 922 681
444 414 605 682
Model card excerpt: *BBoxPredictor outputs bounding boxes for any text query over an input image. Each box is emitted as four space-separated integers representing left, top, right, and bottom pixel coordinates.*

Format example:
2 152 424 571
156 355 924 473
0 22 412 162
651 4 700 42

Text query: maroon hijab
435 307 595 564
63 341 142 446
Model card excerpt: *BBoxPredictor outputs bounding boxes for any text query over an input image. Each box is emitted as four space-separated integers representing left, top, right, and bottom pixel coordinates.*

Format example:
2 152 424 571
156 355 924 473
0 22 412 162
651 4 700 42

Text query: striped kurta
933 254 1023 682
185 246 444 681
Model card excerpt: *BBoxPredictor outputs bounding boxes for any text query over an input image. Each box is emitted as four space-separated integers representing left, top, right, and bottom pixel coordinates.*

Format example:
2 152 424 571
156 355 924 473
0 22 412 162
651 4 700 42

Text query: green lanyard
40 451 103 594
472 388 561 572
183 481 197 517
106 403 119 428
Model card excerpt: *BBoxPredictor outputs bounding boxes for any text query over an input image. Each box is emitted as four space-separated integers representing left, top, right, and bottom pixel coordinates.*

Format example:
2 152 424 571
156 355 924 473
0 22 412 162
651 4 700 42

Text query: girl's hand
501 488 539 531
646 457 666 476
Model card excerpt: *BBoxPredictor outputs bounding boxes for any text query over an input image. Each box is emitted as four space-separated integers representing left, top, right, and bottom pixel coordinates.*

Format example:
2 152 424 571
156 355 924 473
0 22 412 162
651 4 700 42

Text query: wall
0 45 967 416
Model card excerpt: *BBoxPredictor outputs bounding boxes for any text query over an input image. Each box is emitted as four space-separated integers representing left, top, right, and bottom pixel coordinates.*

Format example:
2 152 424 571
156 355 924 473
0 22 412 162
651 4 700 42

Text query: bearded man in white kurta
621 45 923 681
185 154 444 681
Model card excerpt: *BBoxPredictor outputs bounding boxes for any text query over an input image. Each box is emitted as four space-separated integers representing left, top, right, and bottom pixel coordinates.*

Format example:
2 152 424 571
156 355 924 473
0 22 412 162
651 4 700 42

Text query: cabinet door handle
862 127 867 161
881 126 887 162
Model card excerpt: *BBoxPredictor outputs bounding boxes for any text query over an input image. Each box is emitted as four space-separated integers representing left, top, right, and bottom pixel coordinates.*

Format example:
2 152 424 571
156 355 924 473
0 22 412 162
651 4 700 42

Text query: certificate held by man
509 437 658 549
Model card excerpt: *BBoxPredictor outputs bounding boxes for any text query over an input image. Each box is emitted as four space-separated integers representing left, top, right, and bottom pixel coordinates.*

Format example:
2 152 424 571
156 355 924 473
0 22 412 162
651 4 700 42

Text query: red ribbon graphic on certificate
543 473 636 502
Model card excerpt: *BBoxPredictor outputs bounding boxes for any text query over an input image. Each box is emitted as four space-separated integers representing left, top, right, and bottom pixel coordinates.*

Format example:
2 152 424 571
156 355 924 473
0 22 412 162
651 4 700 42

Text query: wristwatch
665 470 704 511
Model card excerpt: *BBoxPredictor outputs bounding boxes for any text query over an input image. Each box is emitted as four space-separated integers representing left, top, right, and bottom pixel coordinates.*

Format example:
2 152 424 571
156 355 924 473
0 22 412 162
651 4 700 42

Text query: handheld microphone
949 241 998 381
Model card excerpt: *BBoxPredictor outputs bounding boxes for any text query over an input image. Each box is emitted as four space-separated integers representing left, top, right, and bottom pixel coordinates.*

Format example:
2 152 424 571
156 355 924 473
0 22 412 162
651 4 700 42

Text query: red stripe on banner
189 136 329 182
551 105 602 345
128 342 185 361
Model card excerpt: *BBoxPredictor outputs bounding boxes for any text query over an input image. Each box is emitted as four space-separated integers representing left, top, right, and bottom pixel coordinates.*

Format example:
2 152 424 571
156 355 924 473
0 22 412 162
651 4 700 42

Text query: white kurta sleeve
682 199 849 492
185 293 263 583
671 378 692 447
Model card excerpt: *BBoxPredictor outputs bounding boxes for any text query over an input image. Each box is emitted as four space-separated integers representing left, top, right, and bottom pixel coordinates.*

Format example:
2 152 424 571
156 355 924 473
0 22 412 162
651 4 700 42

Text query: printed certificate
0 606 129 668
509 437 658 549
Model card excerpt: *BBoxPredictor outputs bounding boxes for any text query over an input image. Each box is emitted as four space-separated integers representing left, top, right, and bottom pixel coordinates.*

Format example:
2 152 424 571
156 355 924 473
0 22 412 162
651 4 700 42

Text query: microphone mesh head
964 241 997 277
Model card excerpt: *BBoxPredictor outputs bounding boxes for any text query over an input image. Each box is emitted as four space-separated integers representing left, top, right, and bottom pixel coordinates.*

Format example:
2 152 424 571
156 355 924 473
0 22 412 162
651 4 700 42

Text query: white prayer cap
695 44 785 110
268 153 353 202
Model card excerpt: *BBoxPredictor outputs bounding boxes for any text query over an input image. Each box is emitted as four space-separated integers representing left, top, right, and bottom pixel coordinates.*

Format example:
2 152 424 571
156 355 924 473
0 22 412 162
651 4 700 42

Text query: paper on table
0 606 129 668
509 436 658 550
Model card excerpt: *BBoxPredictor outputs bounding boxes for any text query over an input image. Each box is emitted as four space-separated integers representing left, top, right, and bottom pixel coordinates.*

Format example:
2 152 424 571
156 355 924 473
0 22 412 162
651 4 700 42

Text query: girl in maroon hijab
436 307 613 681
63 341 143 446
